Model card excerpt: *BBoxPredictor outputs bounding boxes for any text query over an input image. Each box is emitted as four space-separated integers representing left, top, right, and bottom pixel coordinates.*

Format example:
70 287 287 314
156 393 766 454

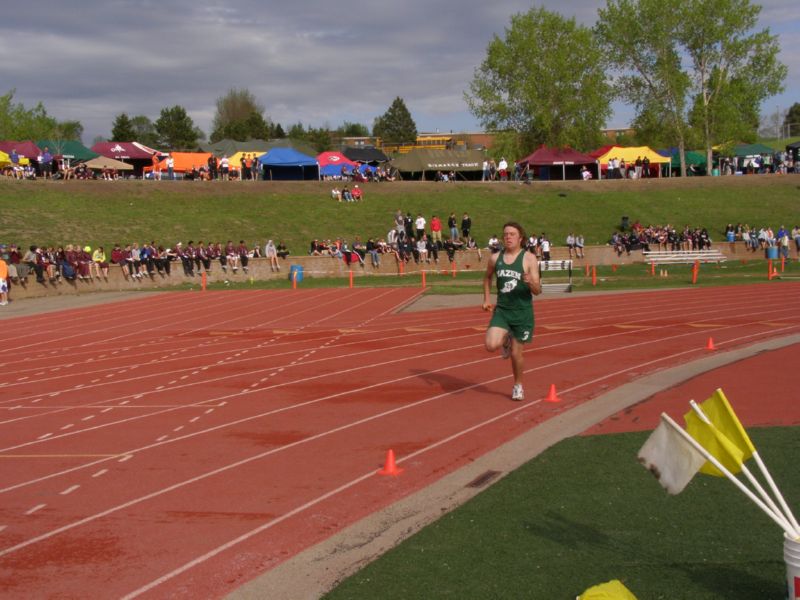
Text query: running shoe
501 333 512 359
511 384 524 401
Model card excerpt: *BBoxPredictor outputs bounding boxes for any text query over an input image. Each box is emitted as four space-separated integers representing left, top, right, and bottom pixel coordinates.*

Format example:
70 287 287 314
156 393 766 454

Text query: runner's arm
523 253 542 296
482 254 498 310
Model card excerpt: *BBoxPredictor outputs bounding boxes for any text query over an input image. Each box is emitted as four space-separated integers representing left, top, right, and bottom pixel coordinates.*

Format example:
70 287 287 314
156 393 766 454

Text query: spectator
237 240 250 273
276 241 289 259
461 212 472 240
331 187 342 202
351 185 363 201
487 234 501 253
415 213 426 240
92 246 109 279
0 254 8 305
575 234 585 259
430 214 442 245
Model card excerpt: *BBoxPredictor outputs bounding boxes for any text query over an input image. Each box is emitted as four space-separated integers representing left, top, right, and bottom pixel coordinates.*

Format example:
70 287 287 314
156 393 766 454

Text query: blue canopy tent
257 147 319 180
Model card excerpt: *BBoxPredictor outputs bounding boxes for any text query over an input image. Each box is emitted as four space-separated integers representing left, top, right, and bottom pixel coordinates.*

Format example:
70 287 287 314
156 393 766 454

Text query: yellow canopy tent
228 151 262 170
0 151 30 167
594 145 669 178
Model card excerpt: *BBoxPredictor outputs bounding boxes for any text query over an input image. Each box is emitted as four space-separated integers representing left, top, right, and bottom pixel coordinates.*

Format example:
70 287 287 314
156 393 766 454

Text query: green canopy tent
390 149 485 180
200 138 318 159
36 140 98 166
669 150 707 175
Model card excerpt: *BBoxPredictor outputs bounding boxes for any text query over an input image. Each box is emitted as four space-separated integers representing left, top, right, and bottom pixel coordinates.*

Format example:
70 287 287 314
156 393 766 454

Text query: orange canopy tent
143 152 212 174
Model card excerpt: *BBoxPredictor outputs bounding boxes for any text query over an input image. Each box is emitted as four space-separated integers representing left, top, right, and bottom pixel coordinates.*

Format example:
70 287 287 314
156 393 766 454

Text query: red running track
0 283 799 598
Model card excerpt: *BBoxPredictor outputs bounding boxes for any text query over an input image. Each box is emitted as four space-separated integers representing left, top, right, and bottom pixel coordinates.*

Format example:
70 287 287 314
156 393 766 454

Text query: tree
305 126 332 153
154 105 203 150
273 123 286 139
782 102 800 137
129 115 160 148
0 89 83 141
337 121 370 137
287 122 306 140
679 0 786 168
596 0 691 174
210 88 272 142
466 8 611 152
372 97 417 145
111 113 136 141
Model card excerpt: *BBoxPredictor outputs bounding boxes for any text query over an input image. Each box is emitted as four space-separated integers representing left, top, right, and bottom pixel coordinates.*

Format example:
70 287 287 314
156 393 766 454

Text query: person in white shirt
540 236 551 261
415 214 427 240
565 233 575 259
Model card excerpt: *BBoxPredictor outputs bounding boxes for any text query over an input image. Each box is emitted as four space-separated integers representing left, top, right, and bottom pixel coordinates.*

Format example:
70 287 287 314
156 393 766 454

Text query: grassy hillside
0 176 797 253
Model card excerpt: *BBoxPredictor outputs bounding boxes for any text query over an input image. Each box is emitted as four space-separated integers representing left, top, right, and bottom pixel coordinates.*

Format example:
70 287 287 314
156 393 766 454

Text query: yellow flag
579 579 638 600
695 388 756 458
684 407 745 477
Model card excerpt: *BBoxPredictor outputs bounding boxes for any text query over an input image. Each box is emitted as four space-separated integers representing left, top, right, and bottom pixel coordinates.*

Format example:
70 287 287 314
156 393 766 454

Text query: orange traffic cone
544 383 562 403
378 449 403 476
706 337 716 351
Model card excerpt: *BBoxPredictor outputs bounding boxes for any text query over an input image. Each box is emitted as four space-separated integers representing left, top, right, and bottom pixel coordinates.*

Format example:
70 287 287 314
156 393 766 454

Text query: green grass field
1 176 798 255
324 427 799 600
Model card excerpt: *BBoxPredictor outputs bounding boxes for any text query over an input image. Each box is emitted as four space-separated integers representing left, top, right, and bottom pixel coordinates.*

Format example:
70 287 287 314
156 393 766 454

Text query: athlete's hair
502 221 526 243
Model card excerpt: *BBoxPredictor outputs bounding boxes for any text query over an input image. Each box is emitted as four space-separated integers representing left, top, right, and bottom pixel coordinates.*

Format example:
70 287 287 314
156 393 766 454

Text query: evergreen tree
155 105 202 150
210 88 272 142
111 113 136 141
373 97 417 145
783 103 800 137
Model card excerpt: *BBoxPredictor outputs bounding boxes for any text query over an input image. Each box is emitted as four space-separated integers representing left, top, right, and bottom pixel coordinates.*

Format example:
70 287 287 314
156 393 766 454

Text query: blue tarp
257 147 319 180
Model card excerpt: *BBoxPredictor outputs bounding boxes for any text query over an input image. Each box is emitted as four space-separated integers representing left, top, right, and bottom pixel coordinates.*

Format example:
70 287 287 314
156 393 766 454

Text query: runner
482 222 541 401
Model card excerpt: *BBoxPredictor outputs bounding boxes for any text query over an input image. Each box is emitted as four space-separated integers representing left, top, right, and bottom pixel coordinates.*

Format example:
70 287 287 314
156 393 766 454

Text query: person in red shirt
351 184 363 201
430 214 443 246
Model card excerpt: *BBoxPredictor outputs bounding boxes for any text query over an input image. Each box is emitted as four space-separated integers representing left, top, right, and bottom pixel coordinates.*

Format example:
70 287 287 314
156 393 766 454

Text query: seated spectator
265 240 280 271
275 241 288 259
341 186 353 202
416 235 429 263
580 165 593 180
466 237 482 261
351 185 363 201
487 235 501 253
331 187 342 202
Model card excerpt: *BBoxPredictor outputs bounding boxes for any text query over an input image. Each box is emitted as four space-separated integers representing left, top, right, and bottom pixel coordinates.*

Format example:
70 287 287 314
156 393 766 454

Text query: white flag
638 418 706 495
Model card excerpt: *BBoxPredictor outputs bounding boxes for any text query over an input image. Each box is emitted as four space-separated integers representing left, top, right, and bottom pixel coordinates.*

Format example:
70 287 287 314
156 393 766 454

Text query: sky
1 1 798 144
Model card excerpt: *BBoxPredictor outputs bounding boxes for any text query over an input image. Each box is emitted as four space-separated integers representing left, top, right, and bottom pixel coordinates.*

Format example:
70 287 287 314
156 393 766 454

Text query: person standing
166 155 175 180
461 212 472 241
41 147 53 179
415 213 427 241
448 212 458 241
151 152 161 180
430 214 442 245
482 222 541 401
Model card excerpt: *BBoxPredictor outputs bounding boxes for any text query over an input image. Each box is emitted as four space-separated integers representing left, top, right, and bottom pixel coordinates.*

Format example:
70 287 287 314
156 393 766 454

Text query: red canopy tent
0 140 42 160
91 142 163 177
317 151 357 177
518 145 599 180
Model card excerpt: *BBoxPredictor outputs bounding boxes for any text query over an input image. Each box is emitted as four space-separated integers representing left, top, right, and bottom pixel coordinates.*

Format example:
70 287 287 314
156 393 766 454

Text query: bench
642 249 727 265
539 259 572 293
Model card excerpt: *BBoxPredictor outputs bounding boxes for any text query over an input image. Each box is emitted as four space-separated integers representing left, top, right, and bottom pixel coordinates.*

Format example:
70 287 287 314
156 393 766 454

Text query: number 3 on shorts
521 330 530 341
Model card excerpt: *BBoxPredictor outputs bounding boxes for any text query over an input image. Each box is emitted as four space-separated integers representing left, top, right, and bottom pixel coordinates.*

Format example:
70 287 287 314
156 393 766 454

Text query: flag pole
661 414 797 537
689 401 799 536
751 451 800 535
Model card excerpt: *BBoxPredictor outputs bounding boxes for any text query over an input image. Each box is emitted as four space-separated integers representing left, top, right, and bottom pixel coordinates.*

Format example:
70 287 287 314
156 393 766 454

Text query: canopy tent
592 145 669 178
227 151 264 171
786 140 800 162
0 140 42 160
35 140 98 163
84 156 134 171
0 150 30 166
91 141 157 160
143 152 212 175
257 147 319 180
390 149 484 180
317 151 357 177
517 145 598 181
664 149 707 170
342 146 389 165
200 138 273 157
730 143 774 157
91 141 161 176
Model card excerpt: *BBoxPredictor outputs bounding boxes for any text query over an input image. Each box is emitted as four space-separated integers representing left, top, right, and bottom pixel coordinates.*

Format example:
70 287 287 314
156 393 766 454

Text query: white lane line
37 433 53 440
92 469 108 478
59 485 80 496
81 415 95 422
189 417 200 423
30 398 41 404
156 435 168 442
25 504 46 515
204 408 214 414
101 408 113 414
0 525 6 532
117 455 133 463
119 400 130 405
60 424 74 430
173 426 183 432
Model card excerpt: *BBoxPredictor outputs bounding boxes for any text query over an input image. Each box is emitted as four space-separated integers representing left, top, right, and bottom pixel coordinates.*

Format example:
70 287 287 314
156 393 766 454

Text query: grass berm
1 176 798 253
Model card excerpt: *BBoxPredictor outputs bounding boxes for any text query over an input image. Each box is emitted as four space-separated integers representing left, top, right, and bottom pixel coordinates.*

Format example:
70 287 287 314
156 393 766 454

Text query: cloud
1 0 797 143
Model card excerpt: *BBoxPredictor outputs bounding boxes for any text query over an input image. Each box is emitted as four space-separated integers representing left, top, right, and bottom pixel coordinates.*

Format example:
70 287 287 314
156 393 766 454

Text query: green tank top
495 250 532 310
